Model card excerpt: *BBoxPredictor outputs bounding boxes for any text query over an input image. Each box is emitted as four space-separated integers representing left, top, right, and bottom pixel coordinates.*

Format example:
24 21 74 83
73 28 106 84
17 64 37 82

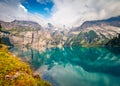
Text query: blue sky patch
22 0 54 18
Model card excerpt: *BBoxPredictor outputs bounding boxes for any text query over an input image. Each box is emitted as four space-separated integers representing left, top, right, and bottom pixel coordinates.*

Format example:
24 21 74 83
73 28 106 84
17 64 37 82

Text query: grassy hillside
0 44 51 86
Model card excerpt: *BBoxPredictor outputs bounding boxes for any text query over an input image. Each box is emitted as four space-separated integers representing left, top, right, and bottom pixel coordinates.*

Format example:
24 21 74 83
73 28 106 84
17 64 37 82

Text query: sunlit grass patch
0 44 51 86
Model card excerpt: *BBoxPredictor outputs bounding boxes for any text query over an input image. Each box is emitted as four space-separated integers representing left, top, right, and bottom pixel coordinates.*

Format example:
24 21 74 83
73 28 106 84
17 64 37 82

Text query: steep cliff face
0 20 66 49
1 16 120 48
65 16 120 46
105 34 120 47
10 30 68 48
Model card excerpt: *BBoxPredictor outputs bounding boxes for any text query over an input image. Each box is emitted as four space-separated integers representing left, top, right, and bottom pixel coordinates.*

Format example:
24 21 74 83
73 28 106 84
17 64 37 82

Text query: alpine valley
1 0 120 86
1 16 120 86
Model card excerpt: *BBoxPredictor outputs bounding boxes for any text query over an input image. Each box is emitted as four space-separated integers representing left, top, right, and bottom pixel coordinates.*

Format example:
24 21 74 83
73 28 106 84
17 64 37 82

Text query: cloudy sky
0 0 120 27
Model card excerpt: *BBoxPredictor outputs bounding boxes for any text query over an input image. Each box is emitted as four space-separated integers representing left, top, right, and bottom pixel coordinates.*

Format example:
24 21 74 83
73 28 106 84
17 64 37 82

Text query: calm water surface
10 46 120 86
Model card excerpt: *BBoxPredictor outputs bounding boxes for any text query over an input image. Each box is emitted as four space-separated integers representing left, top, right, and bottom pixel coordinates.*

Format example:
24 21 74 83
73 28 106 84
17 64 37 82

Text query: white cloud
0 0 26 21
36 0 52 4
48 0 120 27
44 7 50 13
26 13 48 26
0 0 47 26
0 0 120 28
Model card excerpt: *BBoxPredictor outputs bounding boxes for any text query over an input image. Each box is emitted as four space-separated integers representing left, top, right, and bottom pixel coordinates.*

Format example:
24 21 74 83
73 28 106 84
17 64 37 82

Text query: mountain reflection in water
10 46 120 86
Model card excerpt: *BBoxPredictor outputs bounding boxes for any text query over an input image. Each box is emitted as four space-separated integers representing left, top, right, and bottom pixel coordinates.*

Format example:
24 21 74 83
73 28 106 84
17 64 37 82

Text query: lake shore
0 44 51 86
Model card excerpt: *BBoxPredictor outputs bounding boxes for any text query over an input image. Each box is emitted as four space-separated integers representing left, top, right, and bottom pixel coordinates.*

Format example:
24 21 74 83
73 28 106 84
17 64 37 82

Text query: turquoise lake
10 46 120 86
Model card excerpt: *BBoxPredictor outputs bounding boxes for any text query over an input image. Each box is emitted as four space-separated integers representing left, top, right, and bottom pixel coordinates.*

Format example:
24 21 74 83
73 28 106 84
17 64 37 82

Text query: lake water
10 46 120 86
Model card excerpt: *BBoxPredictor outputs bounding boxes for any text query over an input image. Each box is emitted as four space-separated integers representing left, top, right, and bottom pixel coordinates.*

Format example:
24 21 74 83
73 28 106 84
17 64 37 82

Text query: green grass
0 44 51 86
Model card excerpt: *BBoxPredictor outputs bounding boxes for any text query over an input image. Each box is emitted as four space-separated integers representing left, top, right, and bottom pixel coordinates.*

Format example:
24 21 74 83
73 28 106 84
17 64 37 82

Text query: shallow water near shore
9 46 120 86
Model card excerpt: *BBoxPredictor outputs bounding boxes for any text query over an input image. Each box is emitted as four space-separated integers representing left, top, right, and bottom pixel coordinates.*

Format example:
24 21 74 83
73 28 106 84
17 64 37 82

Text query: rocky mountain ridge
65 16 120 46
0 20 67 50
0 16 120 49
72 16 120 31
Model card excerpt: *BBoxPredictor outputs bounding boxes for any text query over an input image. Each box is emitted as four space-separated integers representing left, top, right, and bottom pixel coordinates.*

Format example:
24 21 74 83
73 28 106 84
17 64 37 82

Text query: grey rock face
65 16 120 46
0 16 120 48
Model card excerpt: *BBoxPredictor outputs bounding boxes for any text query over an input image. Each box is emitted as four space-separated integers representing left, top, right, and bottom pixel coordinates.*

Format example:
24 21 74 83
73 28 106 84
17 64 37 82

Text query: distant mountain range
0 16 120 49
0 20 41 31
73 16 120 31
65 16 120 46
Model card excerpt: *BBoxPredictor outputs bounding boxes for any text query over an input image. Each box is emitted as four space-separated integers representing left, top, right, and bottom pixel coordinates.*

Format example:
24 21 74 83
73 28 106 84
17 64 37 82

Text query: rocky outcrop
65 16 120 46
1 16 120 48
0 20 67 49
8 30 59 49
105 34 120 47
